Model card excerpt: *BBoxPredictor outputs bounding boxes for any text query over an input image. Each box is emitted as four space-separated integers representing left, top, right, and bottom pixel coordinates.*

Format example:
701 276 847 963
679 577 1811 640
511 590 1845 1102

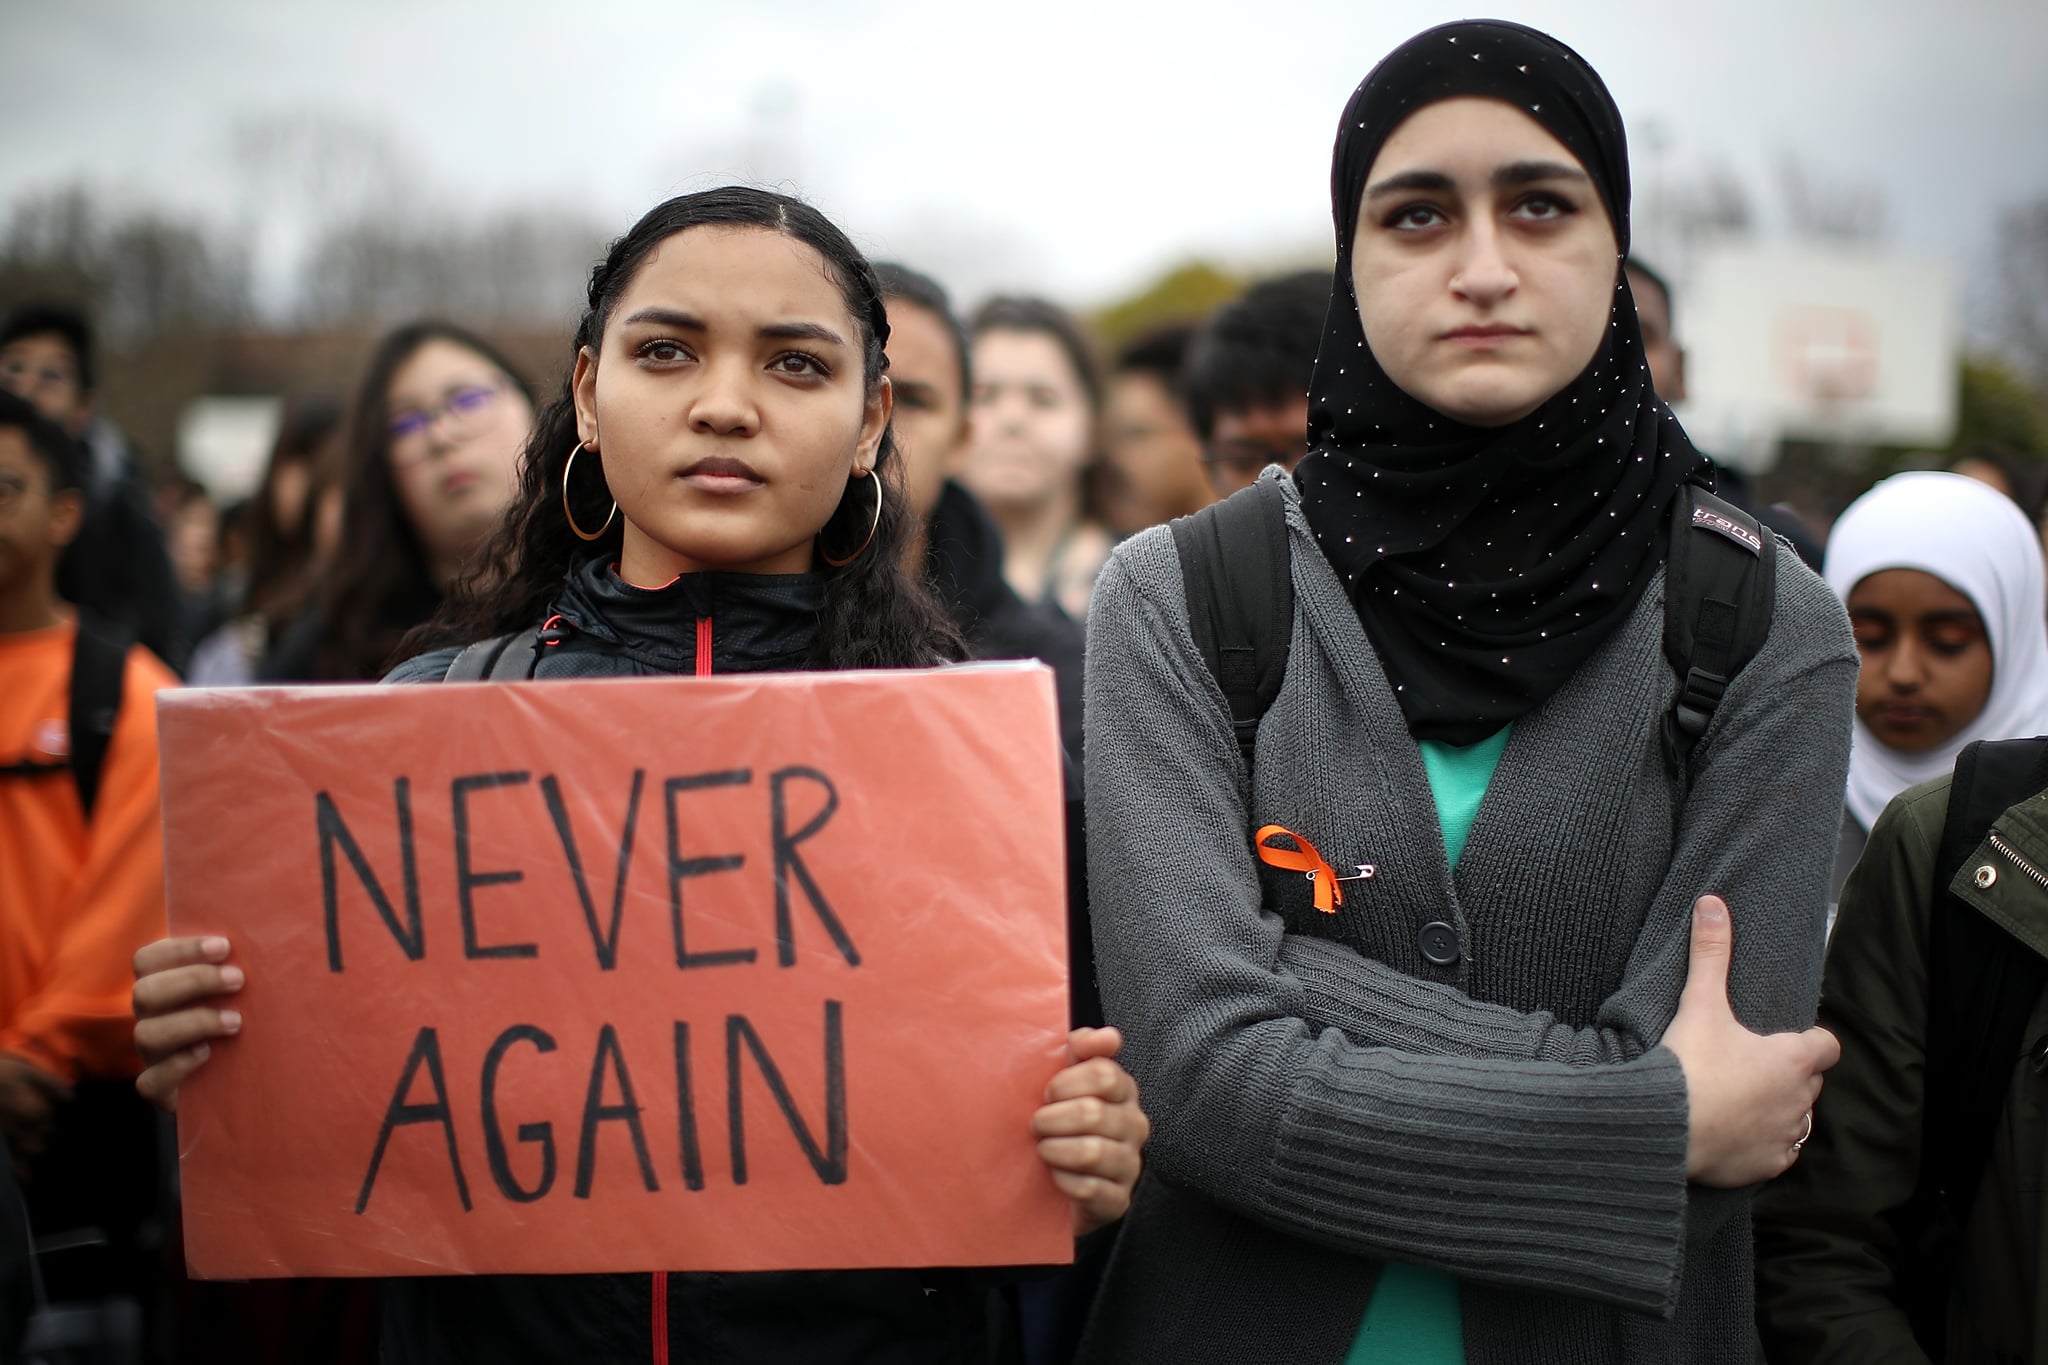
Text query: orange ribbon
1255 824 1345 914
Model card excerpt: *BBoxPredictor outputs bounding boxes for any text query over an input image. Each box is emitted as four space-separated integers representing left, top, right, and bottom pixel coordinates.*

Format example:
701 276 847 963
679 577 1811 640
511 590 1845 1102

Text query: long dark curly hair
316 321 536 680
404 187 965 671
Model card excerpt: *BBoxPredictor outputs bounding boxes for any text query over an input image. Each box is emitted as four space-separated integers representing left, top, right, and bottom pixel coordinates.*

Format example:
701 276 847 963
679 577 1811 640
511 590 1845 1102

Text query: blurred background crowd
1 1 2043 643
2 1 2046 1362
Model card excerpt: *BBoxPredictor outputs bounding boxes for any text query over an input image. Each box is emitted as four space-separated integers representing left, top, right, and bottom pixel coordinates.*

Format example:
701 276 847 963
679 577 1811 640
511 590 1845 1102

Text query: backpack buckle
1672 666 1727 739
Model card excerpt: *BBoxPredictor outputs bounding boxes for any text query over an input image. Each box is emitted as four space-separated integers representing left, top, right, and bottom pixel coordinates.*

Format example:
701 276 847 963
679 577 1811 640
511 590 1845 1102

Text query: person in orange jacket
0 387 174 1177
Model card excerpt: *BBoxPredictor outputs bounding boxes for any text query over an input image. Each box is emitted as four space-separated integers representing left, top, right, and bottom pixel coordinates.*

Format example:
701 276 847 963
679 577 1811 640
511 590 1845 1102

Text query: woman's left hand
1033 1026 1149 1236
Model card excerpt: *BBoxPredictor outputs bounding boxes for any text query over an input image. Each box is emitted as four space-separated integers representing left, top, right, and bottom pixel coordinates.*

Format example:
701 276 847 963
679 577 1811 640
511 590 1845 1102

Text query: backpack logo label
1692 505 1762 555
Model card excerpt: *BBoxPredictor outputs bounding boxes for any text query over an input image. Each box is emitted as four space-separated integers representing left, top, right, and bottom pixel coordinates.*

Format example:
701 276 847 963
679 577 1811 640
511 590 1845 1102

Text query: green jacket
1755 775 2048 1363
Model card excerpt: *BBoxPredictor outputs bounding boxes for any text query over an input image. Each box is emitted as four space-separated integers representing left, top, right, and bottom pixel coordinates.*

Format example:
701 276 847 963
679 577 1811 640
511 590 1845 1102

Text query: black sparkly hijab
1295 19 1709 745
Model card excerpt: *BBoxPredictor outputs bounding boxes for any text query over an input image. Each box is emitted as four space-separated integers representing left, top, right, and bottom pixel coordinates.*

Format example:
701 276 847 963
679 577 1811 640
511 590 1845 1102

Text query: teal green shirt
1342 725 1510 1364
1418 726 1512 868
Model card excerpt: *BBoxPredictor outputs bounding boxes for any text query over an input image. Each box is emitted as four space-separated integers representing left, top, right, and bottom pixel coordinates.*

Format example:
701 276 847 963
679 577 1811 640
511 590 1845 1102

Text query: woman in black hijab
1078 21 1856 1364
1300 21 1704 742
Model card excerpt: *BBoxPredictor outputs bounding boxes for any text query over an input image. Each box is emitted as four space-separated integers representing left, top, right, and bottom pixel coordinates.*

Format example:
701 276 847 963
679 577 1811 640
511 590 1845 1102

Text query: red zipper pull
651 1270 668 1362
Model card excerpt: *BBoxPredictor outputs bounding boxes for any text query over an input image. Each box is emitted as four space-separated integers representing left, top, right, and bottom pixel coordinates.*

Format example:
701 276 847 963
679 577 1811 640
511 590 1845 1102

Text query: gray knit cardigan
1079 472 1856 1365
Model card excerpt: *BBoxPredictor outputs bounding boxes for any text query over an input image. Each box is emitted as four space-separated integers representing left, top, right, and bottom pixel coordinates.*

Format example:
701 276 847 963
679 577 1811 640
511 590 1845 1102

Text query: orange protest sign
157 663 1073 1279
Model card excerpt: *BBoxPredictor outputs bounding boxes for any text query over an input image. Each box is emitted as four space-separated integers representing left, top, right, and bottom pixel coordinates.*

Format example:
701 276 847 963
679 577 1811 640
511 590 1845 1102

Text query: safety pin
1307 864 1376 887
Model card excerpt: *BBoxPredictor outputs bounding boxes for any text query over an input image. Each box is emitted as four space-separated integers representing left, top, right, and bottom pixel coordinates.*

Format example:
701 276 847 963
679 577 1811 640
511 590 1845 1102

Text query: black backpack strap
1661 482 1776 777
1169 478 1293 771
68 613 132 820
1913 735 2048 1334
442 629 542 683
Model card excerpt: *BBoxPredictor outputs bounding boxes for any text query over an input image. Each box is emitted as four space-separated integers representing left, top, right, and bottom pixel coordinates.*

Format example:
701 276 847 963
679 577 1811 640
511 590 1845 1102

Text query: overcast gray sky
5 0 2045 322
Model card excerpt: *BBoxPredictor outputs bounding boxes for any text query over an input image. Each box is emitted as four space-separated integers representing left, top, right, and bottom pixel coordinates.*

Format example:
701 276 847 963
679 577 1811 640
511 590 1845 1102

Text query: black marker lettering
481 1024 558 1203
356 1027 472 1215
317 780 424 972
725 1000 847 1186
453 772 538 960
673 1021 705 1192
540 771 645 970
574 1023 659 1198
664 771 756 970
770 767 859 967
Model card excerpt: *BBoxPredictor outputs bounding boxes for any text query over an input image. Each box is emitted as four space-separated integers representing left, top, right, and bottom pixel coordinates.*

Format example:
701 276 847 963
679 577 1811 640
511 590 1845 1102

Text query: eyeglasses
387 383 503 462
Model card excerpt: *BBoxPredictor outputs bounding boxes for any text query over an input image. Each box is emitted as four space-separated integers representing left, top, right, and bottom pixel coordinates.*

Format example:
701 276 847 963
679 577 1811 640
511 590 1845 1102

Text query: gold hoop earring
561 440 617 542
820 468 881 568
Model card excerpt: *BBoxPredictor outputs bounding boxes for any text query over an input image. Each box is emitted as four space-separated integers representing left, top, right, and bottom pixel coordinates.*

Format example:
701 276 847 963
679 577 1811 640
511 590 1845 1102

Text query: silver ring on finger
1791 1109 1814 1154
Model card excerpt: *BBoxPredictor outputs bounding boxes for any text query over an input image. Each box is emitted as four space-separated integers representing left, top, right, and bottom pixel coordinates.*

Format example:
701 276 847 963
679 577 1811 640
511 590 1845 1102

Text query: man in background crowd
1625 257 1825 567
877 263 1087 766
0 301 187 671
1180 270 1330 497
1099 323 1212 534
1950 440 2048 531
0 389 174 1350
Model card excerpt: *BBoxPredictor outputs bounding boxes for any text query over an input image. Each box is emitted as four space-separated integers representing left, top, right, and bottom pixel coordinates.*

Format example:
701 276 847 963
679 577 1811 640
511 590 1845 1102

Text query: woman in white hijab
1824 469 2048 899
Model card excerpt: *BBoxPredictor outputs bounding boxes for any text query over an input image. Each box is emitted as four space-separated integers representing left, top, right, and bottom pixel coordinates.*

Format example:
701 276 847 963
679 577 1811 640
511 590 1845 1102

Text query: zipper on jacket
653 620 710 1362
1985 832 2048 1079
1986 831 2048 891
651 1269 668 1363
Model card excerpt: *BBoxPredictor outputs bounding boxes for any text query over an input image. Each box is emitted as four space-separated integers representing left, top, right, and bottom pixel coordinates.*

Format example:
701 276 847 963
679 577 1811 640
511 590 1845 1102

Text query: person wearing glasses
1178 270 1330 498
261 322 534 682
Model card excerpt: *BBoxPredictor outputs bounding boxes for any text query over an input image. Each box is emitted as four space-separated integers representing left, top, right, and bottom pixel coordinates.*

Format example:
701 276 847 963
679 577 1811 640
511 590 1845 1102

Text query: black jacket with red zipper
378 556 1042 1364
924 479 1086 770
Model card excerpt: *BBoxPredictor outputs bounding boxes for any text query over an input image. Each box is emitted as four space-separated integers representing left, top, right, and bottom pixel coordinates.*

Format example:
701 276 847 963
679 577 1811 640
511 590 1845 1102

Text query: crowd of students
4 17 2048 1364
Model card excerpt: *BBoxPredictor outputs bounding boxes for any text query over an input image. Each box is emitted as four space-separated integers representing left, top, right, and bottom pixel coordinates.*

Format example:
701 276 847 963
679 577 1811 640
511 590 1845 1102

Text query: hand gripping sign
157 662 1072 1278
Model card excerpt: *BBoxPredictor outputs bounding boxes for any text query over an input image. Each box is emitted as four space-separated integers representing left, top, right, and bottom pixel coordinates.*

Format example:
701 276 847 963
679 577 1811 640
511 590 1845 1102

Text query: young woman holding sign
131 186 1147 1363
1077 22 1852 1363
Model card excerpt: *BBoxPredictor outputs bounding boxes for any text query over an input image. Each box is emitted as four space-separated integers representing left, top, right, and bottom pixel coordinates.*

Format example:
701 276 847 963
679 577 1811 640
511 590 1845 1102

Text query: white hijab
1824 470 2048 830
